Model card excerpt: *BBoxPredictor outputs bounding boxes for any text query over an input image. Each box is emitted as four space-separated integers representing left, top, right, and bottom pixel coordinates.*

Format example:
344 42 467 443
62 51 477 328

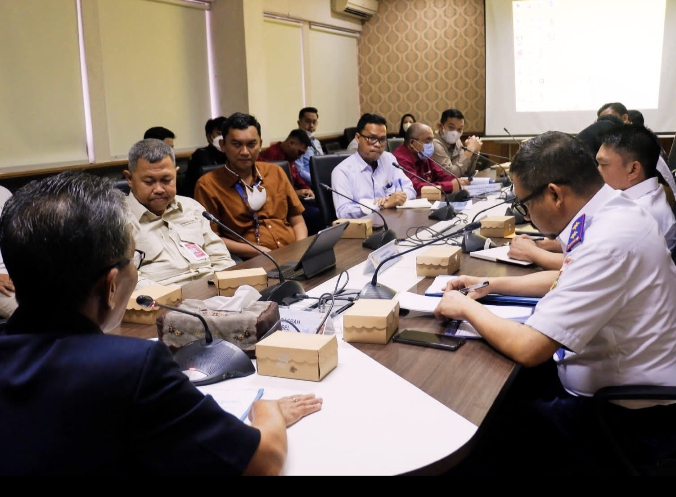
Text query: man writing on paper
331 113 415 219
508 124 676 269
435 131 676 474
0 171 322 475
124 138 236 288
392 122 467 196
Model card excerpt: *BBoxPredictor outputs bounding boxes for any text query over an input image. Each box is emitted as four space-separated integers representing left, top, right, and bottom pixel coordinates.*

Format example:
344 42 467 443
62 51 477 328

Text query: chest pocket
174 218 205 245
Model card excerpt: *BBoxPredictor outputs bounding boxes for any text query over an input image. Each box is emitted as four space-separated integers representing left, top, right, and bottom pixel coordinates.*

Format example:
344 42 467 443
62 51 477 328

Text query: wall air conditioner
331 0 379 20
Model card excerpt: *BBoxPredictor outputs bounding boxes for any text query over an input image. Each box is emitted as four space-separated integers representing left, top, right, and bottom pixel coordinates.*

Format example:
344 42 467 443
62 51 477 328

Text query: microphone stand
461 146 512 187
391 161 455 221
319 183 397 250
202 211 306 305
360 221 482 299
136 295 255 385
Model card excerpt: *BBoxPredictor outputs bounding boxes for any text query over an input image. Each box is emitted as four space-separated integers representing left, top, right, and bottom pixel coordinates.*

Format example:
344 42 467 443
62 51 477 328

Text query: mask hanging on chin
443 130 461 144
402 122 412 132
417 142 435 160
211 135 223 150
246 183 267 211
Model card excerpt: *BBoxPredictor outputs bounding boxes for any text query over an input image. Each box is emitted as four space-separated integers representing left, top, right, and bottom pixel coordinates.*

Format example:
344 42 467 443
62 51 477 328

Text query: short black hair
627 110 644 125
440 109 465 124
510 131 603 197
597 102 628 118
600 123 661 178
205 116 227 137
286 129 312 148
143 126 175 141
299 107 319 120
356 113 387 134
222 112 261 139
0 171 130 308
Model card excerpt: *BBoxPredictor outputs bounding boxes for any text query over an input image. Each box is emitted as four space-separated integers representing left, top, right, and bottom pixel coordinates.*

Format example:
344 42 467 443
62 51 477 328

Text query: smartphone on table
392 329 466 351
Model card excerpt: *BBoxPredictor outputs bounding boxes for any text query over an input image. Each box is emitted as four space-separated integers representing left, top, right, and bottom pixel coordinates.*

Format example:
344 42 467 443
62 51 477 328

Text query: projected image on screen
485 0 675 135
513 0 665 112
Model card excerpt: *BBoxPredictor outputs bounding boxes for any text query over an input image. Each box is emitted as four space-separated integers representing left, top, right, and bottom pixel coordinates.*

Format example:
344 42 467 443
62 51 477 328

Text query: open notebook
469 245 532 266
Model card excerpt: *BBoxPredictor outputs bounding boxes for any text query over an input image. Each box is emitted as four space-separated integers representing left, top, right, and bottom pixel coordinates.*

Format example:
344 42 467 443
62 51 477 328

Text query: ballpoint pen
459 281 489 295
397 178 403 191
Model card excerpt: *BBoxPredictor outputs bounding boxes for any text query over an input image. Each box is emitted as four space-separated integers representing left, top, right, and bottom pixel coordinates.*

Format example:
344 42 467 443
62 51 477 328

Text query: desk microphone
319 183 397 250
361 221 482 299
461 146 512 187
202 211 306 305
391 162 457 221
503 127 522 149
471 197 512 223
136 295 255 385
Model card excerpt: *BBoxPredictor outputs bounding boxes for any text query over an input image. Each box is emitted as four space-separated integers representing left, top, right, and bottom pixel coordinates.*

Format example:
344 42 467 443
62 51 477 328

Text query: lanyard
234 180 262 245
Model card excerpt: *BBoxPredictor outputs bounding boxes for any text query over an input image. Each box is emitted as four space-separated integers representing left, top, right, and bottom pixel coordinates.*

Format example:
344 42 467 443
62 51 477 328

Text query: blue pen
397 178 403 191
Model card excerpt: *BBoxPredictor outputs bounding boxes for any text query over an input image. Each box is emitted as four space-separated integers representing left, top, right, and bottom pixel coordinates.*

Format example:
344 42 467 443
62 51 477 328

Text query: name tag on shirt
181 241 209 262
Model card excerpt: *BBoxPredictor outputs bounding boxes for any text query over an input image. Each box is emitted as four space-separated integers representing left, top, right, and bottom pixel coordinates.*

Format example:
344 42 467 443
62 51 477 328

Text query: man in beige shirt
124 138 236 288
431 108 483 178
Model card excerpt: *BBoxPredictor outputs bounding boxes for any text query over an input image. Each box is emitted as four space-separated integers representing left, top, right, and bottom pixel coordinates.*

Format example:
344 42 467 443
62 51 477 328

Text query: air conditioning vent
332 0 378 21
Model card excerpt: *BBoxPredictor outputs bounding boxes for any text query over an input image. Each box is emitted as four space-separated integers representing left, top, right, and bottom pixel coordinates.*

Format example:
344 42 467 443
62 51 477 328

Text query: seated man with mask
392 122 466 196
124 138 236 288
0 171 322 475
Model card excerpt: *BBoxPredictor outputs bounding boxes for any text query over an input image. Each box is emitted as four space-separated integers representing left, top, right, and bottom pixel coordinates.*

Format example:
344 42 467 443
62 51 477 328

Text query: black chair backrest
113 178 130 194
310 154 351 229
342 127 358 149
262 160 292 185
387 137 404 153
669 142 676 170
324 142 342 154
197 164 222 179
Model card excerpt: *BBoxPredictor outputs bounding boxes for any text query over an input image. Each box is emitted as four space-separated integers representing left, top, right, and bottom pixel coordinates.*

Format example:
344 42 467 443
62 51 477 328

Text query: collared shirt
331 150 416 219
622 177 676 251
258 142 311 190
126 193 235 289
431 130 478 177
526 185 676 399
392 143 458 195
194 162 304 251
295 137 324 185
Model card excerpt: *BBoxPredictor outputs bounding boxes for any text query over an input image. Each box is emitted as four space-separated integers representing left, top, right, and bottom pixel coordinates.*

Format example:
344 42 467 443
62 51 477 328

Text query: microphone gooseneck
503 127 522 149
461 146 512 187
320 183 397 250
391 162 455 221
202 211 306 305
137 295 213 344
471 198 511 223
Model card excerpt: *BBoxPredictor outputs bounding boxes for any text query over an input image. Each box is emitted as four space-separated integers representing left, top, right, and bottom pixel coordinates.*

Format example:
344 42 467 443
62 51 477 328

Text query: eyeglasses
511 181 568 217
95 249 146 280
358 134 388 146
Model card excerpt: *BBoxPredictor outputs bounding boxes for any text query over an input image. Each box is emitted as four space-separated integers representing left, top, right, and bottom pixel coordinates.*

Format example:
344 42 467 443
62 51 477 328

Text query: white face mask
402 122 412 132
246 183 267 211
305 129 314 139
443 130 461 144
211 135 223 149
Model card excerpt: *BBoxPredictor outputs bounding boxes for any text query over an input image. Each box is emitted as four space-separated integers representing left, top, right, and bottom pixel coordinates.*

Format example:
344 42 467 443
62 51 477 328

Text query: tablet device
392 329 466 351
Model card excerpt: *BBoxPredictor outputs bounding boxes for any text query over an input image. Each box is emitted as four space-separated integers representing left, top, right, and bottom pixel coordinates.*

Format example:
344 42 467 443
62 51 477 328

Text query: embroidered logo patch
566 214 585 252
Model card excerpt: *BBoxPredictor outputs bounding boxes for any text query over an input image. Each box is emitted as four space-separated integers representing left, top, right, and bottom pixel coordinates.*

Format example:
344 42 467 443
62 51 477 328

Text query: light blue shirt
295 137 324 185
331 150 416 219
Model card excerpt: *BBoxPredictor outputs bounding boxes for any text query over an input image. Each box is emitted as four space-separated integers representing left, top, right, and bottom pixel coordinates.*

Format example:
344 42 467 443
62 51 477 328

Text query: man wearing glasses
435 131 676 474
124 138 236 288
331 113 416 219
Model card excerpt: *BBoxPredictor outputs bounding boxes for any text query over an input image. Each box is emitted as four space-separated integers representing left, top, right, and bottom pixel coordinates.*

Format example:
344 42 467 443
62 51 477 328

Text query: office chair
310 154 351 229
592 385 676 475
342 127 358 149
262 160 292 185
386 137 404 153
669 142 676 170
113 178 130 194
324 142 343 154
197 164 222 179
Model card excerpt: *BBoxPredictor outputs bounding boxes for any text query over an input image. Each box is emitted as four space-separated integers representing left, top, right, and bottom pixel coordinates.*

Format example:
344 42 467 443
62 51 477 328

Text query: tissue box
343 299 400 344
124 284 182 324
479 216 516 238
421 186 443 202
213 268 267 296
416 246 461 277
255 332 338 381
333 218 372 239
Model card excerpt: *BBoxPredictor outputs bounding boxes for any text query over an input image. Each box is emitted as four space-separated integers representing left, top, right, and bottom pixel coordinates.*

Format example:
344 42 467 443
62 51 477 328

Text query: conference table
111 192 541 475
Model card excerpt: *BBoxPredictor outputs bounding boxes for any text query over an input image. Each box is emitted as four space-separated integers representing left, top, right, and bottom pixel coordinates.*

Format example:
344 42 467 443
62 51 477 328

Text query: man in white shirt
331 113 415 219
436 131 676 474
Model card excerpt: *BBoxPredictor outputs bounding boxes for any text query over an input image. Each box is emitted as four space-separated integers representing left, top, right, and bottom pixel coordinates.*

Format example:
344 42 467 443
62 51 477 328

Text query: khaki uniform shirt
126 194 235 288
432 130 478 178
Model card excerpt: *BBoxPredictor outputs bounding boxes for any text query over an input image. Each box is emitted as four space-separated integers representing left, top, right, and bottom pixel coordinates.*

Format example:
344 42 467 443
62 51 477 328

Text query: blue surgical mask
418 142 435 159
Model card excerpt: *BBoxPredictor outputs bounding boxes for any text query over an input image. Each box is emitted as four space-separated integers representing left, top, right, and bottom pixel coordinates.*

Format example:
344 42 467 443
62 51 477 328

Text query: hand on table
0 274 15 297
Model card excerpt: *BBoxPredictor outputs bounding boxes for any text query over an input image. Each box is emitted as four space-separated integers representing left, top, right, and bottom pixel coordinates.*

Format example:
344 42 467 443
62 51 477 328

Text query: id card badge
180 241 209 262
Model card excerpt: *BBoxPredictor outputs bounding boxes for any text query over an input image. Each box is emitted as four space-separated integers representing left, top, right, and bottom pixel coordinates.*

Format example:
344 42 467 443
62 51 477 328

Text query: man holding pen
435 131 676 475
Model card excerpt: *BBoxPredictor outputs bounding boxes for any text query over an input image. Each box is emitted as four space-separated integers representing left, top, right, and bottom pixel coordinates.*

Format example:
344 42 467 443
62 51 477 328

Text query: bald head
405 122 433 145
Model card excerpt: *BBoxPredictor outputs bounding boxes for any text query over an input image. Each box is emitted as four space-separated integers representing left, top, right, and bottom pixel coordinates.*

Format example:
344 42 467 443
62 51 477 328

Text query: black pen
459 281 489 295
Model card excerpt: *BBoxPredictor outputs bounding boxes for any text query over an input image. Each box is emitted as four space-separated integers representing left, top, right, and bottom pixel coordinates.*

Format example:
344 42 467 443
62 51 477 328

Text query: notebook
267 221 349 281
469 245 532 266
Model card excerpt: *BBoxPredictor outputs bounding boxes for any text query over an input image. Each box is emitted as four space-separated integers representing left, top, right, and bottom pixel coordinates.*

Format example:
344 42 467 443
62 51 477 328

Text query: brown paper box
420 186 443 202
333 218 373 239
343 299 400 344
479 216 516 238
255 332 338 382
416 246 461 277
124 284 182 325
213 268 268 297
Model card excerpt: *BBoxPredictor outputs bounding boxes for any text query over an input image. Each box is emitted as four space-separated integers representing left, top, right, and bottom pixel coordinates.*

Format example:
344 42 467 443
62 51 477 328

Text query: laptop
267 221 349 281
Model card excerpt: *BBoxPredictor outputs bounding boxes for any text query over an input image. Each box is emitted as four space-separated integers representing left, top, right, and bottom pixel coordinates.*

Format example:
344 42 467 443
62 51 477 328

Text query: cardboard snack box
420 186 444 202
124 284 182 325
255 331 338 382
479 216 516 238
343 299 400 344
334 218 373 239
213 267 268 297
416 246 461 277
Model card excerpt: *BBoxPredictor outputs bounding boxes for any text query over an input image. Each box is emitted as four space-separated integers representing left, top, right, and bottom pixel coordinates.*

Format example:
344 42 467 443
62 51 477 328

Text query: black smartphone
392 329 466 351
